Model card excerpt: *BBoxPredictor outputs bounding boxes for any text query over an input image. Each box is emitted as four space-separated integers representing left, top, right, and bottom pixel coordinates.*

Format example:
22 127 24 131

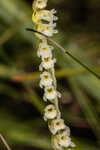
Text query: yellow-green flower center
44 75 49 80
47 88 53 93
44 57 50 62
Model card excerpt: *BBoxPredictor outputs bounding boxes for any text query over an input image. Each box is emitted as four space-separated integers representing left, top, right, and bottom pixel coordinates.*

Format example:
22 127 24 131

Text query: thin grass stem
26 28 100 80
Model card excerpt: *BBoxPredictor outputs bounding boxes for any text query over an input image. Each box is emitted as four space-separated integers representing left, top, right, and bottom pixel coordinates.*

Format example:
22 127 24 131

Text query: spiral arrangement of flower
32 0 75 150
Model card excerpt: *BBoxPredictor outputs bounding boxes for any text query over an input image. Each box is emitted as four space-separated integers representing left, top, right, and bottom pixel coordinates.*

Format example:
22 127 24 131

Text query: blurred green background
0 0 100 150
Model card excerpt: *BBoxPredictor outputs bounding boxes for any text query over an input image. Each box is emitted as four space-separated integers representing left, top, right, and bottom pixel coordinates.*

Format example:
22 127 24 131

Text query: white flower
34 9 58 23
40 71 53 88
40 9 58 22
43 85 57 102
44 104 57 121
37 23 58 37
48 119 66 135
52 132 75 150
33 0 48 9
37 41 53 58
39 56 56 71
52 135 62 150
57 130 71 148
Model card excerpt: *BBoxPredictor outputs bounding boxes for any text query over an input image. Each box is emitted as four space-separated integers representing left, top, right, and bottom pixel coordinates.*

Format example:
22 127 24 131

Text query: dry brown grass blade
0 134 12 150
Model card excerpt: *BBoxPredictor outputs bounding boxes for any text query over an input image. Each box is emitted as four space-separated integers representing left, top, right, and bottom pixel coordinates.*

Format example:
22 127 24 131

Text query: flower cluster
32 0 75 150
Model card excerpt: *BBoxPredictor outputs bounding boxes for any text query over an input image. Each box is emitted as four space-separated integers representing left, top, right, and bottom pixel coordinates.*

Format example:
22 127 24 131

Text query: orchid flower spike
32 0 75 150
